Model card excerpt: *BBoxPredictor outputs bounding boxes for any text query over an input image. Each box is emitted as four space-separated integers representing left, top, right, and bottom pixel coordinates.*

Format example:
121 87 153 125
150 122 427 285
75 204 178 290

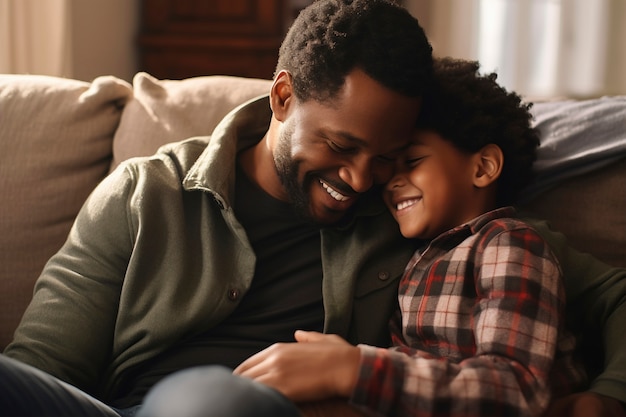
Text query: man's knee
138 365 301 417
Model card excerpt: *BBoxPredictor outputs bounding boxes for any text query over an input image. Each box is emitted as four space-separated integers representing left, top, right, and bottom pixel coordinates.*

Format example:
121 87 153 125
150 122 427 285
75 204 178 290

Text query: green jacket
5 96 626 405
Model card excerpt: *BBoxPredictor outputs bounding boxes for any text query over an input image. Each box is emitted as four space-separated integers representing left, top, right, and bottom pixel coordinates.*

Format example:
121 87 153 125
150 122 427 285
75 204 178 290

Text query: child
235 57 588 417
348 57 589 416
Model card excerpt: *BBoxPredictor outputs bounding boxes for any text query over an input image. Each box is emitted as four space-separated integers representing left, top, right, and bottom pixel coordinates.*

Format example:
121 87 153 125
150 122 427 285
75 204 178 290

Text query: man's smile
319 179 350 202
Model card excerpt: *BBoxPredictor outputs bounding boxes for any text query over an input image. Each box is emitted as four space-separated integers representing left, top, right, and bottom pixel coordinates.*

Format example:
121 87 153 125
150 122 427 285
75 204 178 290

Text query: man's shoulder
97 137 213 206
117 136 211 180
157 136 211 166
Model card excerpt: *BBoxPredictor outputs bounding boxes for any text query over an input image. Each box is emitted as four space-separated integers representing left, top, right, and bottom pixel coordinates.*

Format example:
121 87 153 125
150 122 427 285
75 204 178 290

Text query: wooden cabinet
139 0 300 80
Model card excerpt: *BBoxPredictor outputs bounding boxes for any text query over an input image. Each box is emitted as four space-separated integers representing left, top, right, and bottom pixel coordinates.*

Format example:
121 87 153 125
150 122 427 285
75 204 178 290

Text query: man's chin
288 179 357 225
307 202 358 226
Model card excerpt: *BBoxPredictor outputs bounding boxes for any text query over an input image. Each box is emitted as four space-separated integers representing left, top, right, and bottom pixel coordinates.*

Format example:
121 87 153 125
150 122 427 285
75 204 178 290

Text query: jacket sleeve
528 218 626 403
3 164 137 395
349 227 572 417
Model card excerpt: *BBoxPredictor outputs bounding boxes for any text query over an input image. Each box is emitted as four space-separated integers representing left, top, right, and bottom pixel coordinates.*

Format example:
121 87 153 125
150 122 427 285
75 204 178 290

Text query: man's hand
544 392 626 417
233 331 361 402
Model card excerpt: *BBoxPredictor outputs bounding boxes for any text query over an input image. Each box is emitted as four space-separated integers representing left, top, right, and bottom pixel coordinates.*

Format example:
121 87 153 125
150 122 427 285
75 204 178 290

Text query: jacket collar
183 95 271 208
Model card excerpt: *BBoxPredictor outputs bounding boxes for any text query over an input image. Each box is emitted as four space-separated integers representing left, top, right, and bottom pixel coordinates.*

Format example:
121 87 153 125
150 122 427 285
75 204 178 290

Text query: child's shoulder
474 208 544 242
471 207 532 231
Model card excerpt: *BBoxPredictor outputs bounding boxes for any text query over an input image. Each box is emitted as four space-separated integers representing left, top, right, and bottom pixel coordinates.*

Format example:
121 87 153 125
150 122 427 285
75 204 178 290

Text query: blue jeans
0 355 301 417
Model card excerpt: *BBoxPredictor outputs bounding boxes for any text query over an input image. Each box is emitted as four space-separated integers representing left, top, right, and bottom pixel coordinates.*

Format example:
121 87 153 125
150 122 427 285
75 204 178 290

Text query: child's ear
269 70 294 122
473 144 503 188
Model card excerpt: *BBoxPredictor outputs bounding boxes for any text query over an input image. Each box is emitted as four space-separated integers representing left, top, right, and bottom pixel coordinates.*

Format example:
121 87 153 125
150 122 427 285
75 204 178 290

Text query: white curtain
407 0 626 99
0 0 71 76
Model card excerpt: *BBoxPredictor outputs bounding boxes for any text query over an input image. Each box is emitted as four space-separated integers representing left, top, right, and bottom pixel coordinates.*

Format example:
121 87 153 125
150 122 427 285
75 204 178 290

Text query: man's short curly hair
417 57 540 206
276 0 433 102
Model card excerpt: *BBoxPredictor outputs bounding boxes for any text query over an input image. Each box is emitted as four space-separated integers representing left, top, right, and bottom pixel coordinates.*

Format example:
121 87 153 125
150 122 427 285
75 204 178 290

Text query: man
1 1 624 416
231 57 597 417
1 1 432 416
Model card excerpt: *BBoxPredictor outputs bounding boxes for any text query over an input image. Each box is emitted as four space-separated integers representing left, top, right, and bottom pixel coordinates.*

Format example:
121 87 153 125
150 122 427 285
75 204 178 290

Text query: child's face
383 130 483 240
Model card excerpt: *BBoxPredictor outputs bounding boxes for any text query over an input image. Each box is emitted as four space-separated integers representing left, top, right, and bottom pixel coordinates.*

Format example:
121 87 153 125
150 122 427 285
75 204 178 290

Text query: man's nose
338 157 375 193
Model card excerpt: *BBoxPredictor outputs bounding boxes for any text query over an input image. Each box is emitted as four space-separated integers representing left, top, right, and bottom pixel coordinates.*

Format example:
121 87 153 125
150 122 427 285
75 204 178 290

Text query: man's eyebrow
330 130 368 147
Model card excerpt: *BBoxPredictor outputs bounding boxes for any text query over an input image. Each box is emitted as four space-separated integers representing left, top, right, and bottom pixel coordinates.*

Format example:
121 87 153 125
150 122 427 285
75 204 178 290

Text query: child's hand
233 331 361 402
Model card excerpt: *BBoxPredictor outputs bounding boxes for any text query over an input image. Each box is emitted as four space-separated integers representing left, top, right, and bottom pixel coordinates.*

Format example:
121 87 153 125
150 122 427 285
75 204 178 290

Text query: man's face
271 69 421 225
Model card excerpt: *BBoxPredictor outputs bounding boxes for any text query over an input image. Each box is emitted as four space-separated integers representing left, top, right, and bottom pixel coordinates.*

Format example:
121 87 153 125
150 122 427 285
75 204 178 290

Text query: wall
68 0 626 96
404 0 626 98
69 0 140 82
606 0 626 94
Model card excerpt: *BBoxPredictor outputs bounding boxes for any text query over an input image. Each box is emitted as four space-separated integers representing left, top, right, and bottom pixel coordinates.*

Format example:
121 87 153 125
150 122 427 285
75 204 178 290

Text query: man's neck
237 134 287 203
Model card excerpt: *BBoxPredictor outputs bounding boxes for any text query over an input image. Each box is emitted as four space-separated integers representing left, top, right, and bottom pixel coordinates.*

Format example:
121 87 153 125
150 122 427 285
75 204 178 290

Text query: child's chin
399 226 420 239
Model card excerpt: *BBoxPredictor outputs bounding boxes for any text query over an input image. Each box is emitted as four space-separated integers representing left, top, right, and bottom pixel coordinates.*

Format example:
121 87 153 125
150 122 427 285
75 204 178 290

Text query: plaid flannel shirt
351 207 587 417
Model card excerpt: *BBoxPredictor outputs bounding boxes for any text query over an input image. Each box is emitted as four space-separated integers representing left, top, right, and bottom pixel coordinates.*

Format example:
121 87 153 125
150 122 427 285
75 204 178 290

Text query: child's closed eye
406 156 427 167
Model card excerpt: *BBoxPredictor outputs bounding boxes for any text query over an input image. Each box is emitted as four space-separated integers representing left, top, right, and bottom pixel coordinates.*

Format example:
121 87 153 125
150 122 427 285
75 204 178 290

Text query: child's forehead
410 129 443 145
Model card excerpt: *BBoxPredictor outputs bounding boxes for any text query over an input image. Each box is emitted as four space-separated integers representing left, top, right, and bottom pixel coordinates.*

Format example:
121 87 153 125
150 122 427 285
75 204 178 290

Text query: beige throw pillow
0 74 132 349
111 72 272 169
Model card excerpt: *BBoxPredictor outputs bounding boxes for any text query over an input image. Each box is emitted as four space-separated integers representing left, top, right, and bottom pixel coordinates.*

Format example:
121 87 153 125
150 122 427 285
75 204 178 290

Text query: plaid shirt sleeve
350 218 575 417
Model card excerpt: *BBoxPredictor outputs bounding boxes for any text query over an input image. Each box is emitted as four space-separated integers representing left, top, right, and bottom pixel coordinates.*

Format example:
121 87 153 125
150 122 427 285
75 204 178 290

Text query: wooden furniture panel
139 0 293 80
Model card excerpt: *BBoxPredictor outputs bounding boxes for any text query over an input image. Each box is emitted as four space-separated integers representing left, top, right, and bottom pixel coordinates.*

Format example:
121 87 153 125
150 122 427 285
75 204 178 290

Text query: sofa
0 72 625 351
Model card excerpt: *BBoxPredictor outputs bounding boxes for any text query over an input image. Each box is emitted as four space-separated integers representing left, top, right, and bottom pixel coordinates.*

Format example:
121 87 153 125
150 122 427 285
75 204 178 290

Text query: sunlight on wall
406 0 625 99
0 0 138 82
0 0 71 76
477 0 610 98
477 0 562 97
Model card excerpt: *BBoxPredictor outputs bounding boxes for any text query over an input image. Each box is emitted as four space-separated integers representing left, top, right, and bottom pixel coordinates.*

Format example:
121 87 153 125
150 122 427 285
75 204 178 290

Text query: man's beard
273 122 316 222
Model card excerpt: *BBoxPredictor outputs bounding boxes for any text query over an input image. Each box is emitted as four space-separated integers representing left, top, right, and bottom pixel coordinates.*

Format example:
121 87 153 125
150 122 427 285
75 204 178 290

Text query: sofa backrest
0 73 624 351
519 96 626 268
110 72 272 170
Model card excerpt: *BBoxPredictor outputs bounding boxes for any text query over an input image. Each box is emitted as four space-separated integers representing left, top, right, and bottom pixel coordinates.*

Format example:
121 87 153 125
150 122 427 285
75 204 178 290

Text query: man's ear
270 70 294 122
473 144 503 188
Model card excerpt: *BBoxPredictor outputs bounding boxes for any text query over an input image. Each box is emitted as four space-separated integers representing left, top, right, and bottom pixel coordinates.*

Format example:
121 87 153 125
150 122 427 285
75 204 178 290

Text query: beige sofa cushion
0 74 132 348
519 96 626 268
111 72 272 168
520 158 626 268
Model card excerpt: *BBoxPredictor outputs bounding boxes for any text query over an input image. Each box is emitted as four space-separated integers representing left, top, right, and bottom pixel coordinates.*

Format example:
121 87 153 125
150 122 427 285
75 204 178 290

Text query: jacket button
227 288 240 301
378 271 390 281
